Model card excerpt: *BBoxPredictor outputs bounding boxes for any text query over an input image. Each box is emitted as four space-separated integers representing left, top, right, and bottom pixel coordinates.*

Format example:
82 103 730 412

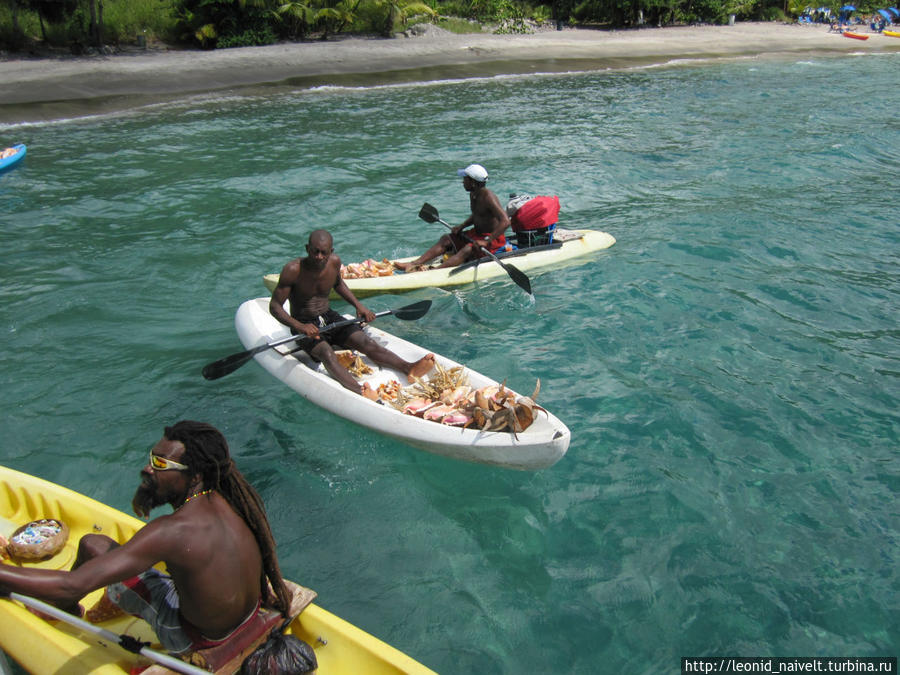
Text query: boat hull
842 31 869 39
263 228 615 298
0 465 436 674
235 298 570 470
884 29 900 37
0 144 26 172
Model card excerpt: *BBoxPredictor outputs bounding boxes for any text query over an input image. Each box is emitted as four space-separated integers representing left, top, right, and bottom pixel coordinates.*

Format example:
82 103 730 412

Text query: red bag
511 196 560 232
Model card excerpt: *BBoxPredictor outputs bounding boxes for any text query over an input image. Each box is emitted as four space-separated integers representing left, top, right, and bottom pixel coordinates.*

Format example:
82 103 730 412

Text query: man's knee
75 534 118 566
308 340 332 361
344 331 373 353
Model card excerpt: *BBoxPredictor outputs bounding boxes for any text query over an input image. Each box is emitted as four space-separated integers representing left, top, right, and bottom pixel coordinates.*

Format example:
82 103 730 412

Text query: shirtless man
0 421 292 656
395 164 511 271
270 229 434 400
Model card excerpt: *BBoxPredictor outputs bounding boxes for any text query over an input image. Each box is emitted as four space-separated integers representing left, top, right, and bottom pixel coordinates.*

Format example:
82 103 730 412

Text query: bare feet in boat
361 382 379 401
393 261 425 273
407 354 436 383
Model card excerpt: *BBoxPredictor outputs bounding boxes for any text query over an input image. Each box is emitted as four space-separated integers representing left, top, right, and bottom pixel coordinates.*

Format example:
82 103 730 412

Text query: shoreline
2 22 899 124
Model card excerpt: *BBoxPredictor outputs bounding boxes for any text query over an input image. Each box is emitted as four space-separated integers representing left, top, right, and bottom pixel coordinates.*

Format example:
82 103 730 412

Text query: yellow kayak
263 228 616 299
884 30 900 37
0 465 436 674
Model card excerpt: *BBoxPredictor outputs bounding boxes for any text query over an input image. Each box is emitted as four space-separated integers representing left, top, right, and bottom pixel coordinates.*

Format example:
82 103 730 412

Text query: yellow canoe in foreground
0 465 437 674
263 228 616 299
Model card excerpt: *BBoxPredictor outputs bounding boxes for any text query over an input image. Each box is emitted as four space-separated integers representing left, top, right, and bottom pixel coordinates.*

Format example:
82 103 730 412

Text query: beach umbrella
876 8 892 19
840 4 855 10
889 7 900 16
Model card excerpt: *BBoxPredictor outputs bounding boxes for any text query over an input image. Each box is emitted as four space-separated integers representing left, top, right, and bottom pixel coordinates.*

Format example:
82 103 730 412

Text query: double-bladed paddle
417 202 532 295
201 300 432 381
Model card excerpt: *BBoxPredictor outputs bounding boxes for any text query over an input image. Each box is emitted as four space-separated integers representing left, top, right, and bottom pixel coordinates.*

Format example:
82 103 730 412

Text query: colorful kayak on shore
0 144 26 172
883 29 900 37
842 31 869 39
0 465 437 674
234 297 571 470
263 228 616 299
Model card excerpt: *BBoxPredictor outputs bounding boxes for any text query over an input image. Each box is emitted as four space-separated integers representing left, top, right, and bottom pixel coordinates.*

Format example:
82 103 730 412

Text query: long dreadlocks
164 420 292 617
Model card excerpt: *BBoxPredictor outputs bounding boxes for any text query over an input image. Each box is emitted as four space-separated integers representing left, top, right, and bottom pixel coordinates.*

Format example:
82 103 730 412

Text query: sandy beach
2 22 898 123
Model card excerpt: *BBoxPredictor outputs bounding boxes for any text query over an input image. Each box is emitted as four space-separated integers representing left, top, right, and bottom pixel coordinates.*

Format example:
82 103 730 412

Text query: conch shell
335 350 373 377
391 370 545 434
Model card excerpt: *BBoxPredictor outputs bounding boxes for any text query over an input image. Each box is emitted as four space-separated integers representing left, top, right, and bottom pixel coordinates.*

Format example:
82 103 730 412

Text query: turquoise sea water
1 50 898 673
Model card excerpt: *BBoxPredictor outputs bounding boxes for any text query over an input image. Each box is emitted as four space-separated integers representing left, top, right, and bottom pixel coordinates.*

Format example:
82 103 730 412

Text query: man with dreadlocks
0 420 292 658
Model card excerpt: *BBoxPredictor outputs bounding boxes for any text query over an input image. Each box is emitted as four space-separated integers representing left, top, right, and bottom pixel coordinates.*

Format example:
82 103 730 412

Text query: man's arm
484 191 511 242
268 261 319 338
452 215 473 236
0 517 177 605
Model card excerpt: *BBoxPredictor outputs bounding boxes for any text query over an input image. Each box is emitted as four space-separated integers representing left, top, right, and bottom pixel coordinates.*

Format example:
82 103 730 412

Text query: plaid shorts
107 568 194 654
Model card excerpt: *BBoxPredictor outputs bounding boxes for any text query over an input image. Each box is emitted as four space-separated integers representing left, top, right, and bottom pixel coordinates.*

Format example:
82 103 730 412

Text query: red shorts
449 229 507 255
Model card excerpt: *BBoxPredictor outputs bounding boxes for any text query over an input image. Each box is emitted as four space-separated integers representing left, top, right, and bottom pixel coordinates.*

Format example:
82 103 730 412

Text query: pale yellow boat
0 465 437 674
884 29 900 37
263 228 616 299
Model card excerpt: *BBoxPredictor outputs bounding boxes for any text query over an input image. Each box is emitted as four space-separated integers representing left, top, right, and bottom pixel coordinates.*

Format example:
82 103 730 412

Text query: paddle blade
504 263 532 295
392 299 432 320
202 350 256 380
418 203 440 224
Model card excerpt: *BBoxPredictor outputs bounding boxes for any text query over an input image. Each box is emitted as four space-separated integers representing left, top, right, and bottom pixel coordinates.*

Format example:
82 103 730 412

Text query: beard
132 474 167 518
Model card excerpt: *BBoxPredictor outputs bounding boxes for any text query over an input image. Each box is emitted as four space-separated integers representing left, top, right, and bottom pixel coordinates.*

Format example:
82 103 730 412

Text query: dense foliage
0 0 870 52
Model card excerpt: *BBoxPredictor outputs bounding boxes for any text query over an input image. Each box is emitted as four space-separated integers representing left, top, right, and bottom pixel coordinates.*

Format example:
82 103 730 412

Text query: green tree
22 0 78 40
173 0 277 47
315 1 354 38
373 0 434 35
273 0 319 38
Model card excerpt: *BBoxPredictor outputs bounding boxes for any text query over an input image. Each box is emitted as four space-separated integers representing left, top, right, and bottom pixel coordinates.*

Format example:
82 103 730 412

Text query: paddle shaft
202 312 387 381
8 592 210 675
202 300 432 381
448 240 562 276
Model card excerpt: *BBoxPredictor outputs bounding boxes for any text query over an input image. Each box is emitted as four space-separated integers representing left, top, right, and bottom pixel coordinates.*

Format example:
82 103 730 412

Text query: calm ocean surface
1 50 898 673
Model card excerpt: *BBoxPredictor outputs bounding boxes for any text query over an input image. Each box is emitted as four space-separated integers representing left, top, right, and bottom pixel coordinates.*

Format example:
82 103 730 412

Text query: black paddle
202 299 432 381
418 203 532 295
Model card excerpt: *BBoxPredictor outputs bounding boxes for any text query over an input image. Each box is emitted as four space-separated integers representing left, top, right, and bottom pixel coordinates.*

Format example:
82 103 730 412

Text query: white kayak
263 228 616 299
234 298 570 470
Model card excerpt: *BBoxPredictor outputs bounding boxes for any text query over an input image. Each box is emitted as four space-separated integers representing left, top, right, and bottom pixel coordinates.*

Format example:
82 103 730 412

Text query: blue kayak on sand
0 144 26 172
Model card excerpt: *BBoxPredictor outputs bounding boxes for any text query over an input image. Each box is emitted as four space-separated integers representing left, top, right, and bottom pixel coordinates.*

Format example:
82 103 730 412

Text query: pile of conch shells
340 258 395 279
386 362 546 434
335 350 373 377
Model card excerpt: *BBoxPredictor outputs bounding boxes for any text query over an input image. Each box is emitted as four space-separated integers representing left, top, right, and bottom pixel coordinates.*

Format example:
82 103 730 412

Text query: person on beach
0 421 293 658
394 164 510 272
270 229 435 399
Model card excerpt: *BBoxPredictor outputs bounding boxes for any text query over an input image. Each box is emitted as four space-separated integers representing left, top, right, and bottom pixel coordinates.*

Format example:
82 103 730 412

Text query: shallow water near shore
1 52 898 673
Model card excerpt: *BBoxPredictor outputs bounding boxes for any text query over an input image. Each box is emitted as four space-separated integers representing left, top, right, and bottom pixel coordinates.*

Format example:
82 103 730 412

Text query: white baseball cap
457 163 489 182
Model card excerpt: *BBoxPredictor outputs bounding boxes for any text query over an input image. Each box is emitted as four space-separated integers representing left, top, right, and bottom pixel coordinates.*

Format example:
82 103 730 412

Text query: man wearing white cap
395 163 510 271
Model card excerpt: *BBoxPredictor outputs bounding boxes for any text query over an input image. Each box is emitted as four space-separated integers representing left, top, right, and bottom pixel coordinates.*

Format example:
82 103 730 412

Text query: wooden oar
418 202 532 295
201 300 432 380
7 592 210 675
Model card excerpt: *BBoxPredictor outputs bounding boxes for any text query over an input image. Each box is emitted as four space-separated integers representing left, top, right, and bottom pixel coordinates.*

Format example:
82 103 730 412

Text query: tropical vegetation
0 0 871 53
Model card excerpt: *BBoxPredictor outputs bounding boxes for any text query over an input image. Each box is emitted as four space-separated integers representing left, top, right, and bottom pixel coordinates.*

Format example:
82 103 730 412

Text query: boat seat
515 222 557 248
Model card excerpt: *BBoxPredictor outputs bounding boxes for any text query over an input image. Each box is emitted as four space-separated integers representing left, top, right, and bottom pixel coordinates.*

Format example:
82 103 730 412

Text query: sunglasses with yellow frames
149 452 189 472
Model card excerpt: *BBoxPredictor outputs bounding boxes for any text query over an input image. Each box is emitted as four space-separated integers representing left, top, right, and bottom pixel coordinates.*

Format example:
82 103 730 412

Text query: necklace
181 489 213 508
